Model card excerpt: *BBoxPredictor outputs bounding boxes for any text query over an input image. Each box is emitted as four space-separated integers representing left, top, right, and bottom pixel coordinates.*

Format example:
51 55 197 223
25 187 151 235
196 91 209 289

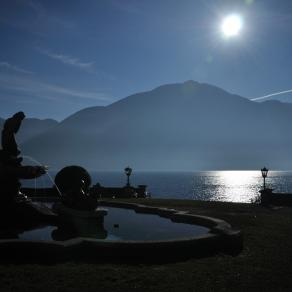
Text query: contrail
251 89 292 101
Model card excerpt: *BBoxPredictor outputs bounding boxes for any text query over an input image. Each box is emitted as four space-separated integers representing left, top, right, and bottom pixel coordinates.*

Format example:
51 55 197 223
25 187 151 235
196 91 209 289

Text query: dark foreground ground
1 199 292 292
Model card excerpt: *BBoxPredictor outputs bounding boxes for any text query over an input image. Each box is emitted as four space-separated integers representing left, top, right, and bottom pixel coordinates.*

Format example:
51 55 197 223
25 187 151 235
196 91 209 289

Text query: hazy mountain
19 118 59 144
21 81 292 171
0 117 58 145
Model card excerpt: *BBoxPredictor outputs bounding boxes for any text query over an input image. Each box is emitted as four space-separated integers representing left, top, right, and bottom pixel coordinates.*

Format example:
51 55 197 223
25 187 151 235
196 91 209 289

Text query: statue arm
2 165 47 179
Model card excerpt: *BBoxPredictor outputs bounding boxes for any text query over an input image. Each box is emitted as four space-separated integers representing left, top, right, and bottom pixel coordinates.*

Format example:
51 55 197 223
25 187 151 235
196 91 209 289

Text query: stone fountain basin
0 201 242 263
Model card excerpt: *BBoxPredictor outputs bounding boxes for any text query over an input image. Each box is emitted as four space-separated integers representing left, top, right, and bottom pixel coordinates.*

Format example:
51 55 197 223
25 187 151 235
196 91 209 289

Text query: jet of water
22 155 63 197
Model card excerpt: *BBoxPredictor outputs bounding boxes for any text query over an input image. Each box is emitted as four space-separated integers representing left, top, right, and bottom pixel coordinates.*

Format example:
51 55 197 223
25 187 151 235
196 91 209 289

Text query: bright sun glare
221 14 243 38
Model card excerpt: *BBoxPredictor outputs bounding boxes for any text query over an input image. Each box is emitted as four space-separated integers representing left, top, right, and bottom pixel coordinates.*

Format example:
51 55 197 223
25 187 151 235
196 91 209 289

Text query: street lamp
261 167 269 190
124 166 132 187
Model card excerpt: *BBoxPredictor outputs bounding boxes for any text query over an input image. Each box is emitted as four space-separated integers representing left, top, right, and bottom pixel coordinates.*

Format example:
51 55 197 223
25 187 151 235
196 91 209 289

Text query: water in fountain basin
17 205 210 242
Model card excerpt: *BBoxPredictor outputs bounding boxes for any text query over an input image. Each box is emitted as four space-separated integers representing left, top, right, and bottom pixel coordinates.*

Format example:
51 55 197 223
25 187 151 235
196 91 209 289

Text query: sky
1 0 292 120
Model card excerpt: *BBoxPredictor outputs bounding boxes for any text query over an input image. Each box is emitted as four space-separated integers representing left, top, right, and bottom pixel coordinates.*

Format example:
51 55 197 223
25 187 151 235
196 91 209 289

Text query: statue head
13 112 25 121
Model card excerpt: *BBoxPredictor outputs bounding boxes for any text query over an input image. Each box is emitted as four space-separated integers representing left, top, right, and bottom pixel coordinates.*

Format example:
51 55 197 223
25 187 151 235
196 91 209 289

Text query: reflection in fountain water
51 219 107 241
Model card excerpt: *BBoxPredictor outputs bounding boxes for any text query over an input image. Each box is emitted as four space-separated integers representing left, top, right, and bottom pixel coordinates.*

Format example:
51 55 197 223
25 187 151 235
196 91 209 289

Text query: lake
21 170 292 203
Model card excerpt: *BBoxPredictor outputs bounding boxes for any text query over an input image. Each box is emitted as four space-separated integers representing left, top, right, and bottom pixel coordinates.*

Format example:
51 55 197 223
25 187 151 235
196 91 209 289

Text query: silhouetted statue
0 112 46 204
0 112 57 229
1 111 25 159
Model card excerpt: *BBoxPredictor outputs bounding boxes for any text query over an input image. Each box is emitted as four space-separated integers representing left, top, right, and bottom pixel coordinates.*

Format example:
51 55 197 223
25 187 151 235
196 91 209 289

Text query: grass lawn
1 199 292 291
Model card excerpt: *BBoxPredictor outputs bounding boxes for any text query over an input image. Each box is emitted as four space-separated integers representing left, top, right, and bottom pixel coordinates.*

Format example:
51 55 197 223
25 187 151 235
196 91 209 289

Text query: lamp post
124 166 132 187
261 167 269 190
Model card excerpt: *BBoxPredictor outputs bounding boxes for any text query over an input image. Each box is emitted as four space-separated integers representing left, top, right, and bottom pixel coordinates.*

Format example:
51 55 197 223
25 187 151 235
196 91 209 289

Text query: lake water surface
21 170 292 203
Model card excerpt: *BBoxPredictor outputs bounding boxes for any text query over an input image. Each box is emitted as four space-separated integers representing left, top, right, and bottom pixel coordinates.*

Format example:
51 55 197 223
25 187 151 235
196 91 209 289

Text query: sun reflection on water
213 171 262 202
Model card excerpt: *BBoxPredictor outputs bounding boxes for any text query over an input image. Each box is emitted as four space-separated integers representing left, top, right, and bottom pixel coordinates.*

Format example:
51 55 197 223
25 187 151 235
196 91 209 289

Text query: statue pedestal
0 200 58 230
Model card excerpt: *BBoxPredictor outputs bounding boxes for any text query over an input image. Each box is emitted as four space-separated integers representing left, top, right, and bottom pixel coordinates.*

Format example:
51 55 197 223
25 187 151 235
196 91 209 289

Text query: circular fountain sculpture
53 165 107 219
55 165 92 196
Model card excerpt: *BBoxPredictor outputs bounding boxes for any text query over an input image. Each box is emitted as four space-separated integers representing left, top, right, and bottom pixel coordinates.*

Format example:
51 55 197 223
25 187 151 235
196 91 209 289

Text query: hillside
21 81 292 170
0 117 58 145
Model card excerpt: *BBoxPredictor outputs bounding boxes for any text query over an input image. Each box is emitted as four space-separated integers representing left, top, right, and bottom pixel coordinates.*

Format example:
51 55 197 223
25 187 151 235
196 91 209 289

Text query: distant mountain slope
21 81 292 170
18 118 58 144
0 117 58 145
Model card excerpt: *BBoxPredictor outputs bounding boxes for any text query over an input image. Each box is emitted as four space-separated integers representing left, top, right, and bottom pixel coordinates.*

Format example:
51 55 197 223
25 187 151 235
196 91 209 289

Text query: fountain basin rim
0 232 217 247
0 201 240 244
0 200 243 262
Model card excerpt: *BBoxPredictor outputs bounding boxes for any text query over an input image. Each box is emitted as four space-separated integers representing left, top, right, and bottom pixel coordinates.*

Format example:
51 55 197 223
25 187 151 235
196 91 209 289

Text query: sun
221 14 243 38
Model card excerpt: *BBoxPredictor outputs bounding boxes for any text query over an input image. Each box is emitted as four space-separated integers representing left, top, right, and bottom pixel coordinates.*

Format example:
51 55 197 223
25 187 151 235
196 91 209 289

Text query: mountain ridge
20 81 292 171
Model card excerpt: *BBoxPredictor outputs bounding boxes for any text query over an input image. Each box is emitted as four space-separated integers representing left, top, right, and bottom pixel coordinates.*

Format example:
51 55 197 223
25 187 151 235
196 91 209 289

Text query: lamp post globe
124 166 132 187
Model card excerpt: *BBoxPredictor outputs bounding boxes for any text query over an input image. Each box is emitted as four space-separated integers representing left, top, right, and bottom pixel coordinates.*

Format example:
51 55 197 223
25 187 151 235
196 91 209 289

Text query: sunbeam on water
210 171 261 202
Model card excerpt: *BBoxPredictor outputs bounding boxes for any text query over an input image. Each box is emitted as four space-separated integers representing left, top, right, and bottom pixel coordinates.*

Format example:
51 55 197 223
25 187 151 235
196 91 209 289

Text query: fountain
0 112 242 263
